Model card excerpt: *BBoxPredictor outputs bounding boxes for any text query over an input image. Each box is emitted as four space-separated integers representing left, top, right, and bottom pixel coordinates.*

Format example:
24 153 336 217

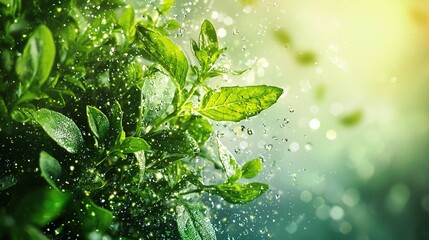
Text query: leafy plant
0 0 283 239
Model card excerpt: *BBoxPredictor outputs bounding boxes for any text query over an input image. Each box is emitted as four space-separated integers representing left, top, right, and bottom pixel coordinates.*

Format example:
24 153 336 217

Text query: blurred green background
167 0 429 239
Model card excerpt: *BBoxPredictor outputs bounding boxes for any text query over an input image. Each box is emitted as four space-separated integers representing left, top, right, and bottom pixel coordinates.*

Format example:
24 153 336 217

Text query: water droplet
289 107 295 113
264 144 273 151
247 128 254 135
305 142 313 151
233 28 239 35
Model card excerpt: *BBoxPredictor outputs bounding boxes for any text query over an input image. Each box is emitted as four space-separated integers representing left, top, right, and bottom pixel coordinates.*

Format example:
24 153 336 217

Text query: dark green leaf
150 130 199 155
241 158 262 179
10 107 33 122
176 203 216 240
0 174 17 191
81 197 113 232
119 137 150 153
34 108 84 153
137 25 188 89
199 85 283 122
339 109 363 126
216 138 241 182
15 25 55 103
177 115 212 146
39 151 61 191
86 105 110 142
110 101 124 144
214 182 269 204
14 188 70 227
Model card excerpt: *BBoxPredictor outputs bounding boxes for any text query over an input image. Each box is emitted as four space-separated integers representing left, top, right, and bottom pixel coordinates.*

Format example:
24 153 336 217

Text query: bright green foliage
0 1 282 239
199 86 283 122
339 109 363 126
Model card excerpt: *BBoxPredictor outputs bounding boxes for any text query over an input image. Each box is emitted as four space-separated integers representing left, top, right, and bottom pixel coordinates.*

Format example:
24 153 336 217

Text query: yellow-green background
167 0 429 239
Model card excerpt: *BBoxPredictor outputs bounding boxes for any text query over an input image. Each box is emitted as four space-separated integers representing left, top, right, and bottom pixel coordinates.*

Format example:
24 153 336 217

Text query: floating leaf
199 85 283 122
137 25 188 90
241 158 262 179
176 203 216 240
339 109 363 126
39 151 61 191
34 108 84 153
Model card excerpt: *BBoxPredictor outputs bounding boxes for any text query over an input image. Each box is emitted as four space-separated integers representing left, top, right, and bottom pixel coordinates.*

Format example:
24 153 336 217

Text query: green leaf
10 107 33 122
86 105 110 142
150 130 199 155
39 151 61 191
214 182 269 204
14 188 70 227
118 137 150 153
164 19 181 30
199 85 283 122
273 28 292 47
241 158 262 179
118 5 135 37
81 197 113 232
15 25 55 103
34 108 84 153
110 101 124 144
295 51 316 65
134 150 146 184
0 174 17 191
141 71 175 127
176 203 216 240
161 0 175 14
199 19 218 54
137 25 188 90
177 115 212 146
339 109 363 126
216 138 241 182
19 225 50 240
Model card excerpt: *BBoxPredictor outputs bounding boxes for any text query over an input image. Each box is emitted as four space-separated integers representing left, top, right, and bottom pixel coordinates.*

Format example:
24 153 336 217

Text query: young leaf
14 188 70 227
199 19 218 54
34 108 84 153
137 25 188 90
241 158 263 179
39 151 61 191
198 85 283 122
86 105 110 142
214 182 269 204
176 203 216 240
15 25 55 103
118 137 150 153
216 137 241 182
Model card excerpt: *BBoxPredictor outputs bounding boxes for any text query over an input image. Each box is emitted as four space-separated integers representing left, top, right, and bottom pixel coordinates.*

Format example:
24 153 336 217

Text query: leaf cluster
0 0 283 239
